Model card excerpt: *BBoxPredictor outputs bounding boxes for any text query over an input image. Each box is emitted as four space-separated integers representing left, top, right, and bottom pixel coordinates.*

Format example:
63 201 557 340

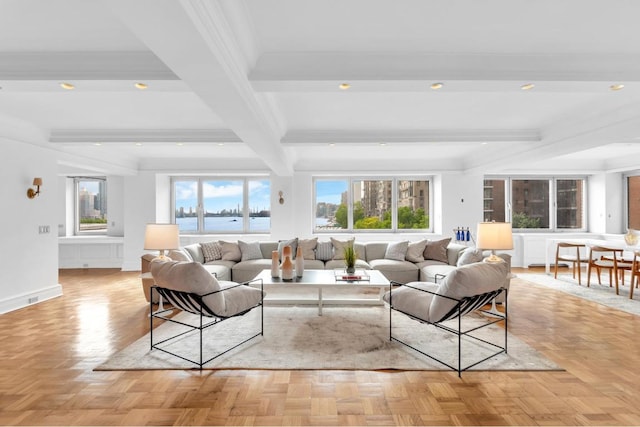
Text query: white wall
0 136 62 313
59 166 620 272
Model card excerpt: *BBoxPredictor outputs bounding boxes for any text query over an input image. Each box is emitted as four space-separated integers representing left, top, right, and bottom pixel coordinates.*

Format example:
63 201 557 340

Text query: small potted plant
344 244 357 274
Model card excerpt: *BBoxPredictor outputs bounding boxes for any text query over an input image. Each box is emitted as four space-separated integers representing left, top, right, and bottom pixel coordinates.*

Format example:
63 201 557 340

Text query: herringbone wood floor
0 267 639 426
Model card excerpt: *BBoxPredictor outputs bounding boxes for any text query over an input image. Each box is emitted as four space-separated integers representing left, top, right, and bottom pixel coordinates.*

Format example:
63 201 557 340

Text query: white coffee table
251 269 391 315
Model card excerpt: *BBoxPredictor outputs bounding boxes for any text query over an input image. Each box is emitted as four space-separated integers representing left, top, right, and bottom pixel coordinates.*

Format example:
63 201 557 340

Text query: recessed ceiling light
481 142 489 145
610 84 625 91
431 82 443 90
329 143 336 147
521 83 535 91
379 142 387 146
339 83 351 90
176 142 184 146
134 142 143 146
60 82 75 90
93 142 102 146
218 143 225 146
134 82 148 90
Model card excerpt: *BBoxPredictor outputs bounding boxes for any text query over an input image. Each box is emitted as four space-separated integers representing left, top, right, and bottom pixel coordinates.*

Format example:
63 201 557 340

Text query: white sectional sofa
141 237 511 303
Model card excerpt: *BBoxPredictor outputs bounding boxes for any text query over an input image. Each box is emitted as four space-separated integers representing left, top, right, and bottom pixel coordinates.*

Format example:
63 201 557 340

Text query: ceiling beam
108 0 293 176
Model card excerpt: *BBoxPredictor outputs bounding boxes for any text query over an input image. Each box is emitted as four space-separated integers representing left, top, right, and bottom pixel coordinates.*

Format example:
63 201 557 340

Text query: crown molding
281 129 540 145
0 51 178 80
49 129 242 144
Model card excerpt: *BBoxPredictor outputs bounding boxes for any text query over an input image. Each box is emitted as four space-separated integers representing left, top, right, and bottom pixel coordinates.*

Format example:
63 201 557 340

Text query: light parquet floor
0 267 639 426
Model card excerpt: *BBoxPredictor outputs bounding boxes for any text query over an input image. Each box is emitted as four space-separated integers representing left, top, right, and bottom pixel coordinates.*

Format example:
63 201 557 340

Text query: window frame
171 176 271 234
485 175 588 232
312 176 433 233
74 176 108 236
624 171 640 230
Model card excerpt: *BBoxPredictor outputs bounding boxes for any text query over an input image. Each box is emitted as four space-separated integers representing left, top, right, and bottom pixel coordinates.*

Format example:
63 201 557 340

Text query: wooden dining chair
630 250 640 299
587 245 624 295
554 242 585 284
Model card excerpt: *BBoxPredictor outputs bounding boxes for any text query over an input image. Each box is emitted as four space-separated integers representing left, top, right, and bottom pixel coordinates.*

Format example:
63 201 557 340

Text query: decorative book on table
334 269 370 282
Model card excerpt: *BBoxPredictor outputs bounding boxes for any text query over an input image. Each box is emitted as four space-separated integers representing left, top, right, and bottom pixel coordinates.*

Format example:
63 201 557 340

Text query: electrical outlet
28 296 38 304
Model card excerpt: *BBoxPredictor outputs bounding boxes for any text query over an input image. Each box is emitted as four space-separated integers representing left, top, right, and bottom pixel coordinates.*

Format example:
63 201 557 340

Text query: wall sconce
27 177 43 199
278 191 285 205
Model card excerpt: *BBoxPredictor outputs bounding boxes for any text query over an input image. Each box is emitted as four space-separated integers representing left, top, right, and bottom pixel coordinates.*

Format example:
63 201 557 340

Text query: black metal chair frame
387 280 507 377
150 278 263 369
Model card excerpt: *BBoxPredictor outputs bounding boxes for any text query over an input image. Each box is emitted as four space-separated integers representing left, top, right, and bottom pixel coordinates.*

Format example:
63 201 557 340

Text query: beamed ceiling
1 0 640 176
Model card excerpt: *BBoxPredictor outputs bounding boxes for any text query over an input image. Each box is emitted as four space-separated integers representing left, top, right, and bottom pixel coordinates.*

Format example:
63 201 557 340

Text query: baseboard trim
0 284 63 315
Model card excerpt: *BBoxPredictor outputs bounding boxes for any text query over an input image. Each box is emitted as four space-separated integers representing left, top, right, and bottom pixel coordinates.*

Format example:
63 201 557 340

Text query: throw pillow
385 240 409 261
183 243 205 263
201 241 223 262
423 237 452 264
277 238 298 260
238 240 263 261
167 249 192 262
456 247 484 266
315 241 334 261
331 237 355 260
405 239 428 262
218 240 242 262
298 237 318 260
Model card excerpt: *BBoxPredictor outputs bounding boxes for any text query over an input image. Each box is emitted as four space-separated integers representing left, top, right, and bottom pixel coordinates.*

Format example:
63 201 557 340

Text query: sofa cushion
325 258 371 270
298 238 318 260
456 247 484 266
331 237 355 260
385 240 409 261
429 261 507 322
219 240 242 262
364 242 387 262
423 238 451 263
405 239 428 262
315 241 334 261
184 243 205 264
238 240 263 261
370 259 418 272
201 241 223 262
168 249 192 262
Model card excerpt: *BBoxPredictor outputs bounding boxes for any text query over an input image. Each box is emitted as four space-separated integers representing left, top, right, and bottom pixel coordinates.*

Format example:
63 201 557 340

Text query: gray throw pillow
298 238 318 260
330 237 355 260
456 247 484 266
315 241 334 261
423 238 451 263
218 240 242 262
385 240 409 261
200 241 222 262
238 240 263 261
405 239 428 262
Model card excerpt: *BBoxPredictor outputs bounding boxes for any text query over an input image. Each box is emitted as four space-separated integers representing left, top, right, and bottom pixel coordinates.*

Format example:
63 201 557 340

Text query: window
172 177 270 233
484 177 586 231
314 177 431 232
75 177 107 234
628 175 640 229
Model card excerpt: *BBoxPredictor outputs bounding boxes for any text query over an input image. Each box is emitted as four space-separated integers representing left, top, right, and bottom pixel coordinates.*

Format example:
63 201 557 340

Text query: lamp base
483 252 504 263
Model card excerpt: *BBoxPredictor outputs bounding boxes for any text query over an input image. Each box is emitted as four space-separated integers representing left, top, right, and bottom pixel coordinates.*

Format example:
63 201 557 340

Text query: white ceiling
1 0 640 176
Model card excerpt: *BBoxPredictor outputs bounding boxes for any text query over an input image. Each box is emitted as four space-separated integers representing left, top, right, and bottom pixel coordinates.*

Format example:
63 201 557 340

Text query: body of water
176 216 270 232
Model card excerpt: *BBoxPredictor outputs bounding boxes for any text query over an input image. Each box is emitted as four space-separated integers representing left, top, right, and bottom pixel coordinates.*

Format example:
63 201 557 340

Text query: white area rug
96 306 560 371
517 273 640 316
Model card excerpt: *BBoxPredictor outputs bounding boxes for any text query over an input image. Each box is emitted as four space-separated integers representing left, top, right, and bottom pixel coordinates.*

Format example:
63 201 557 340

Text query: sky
316 180 347 204
175 179 270 212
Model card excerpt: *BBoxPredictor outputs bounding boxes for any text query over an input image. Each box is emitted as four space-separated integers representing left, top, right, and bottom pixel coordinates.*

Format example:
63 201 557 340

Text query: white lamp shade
476 222 513 251
143 223 180 251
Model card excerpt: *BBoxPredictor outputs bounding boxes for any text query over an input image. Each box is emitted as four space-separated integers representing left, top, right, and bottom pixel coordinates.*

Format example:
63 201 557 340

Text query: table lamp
144 223 180 261
476 221 513 263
